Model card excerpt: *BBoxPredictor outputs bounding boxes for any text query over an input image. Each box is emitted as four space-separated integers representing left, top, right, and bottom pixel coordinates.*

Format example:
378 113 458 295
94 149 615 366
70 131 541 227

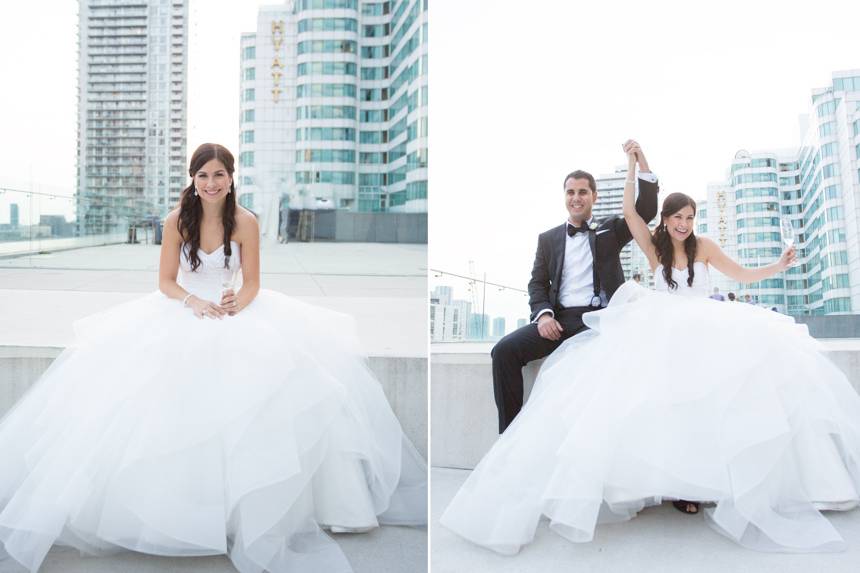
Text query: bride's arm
222 209 260 313
158 210 188 301
621 143 659 271
701 236 795 282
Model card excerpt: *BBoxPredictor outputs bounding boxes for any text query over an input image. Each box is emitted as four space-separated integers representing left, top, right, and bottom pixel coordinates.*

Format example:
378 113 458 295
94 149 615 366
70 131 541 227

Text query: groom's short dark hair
563 170 596 193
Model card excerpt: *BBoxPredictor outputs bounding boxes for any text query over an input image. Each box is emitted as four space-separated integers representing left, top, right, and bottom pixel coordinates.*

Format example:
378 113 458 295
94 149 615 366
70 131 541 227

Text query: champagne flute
780 218 796 273
221 267 238 313
780 218 795 247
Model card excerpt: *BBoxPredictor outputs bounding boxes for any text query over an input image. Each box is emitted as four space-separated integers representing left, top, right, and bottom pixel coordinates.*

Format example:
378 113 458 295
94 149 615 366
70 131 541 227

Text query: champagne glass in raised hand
780 218 795 247
780 218 797 269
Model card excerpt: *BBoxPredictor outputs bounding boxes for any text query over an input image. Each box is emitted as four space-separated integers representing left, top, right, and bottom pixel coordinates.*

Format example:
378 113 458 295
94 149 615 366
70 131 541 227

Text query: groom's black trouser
491 306 593 434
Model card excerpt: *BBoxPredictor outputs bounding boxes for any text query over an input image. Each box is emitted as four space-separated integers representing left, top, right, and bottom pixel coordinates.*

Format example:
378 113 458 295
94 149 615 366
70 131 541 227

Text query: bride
441 142 860 553
0 143 427 572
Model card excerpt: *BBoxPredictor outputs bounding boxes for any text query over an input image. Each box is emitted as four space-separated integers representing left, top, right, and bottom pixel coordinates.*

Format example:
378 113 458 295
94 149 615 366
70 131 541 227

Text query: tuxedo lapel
553 224 566 288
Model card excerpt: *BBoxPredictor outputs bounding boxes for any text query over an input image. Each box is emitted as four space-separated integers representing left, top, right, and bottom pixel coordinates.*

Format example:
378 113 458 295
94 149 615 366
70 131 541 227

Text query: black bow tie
567 223 590 237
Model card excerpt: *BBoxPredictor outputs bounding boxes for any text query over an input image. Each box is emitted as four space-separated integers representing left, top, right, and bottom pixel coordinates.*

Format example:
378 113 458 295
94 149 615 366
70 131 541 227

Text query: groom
491 141 659 433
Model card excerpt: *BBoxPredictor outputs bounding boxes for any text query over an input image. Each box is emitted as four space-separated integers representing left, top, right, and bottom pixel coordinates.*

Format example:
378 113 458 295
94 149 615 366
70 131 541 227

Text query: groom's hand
537 314 563 341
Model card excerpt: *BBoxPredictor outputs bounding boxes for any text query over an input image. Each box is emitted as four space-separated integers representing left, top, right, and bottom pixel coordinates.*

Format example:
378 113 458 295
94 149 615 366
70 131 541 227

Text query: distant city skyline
0 0 277 205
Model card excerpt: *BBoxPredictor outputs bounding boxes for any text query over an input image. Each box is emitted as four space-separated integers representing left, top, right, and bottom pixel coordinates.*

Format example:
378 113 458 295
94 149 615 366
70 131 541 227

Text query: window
363 24 389 37
296 149 355 163
240 151 254 167
361 2 390 15
296 127 356 141
817 100 837 118
297 62 356 76
297 83 357 98
297 0 357 9
406 180 427 200
297 105 356 120
243 46 255 60
243 130 254 143
243 109 255 122
360 109 387 122
296 170 355 184
361 66 389 81
359 130 385 144
361 45 389 58
298 18 357 33
244 88 255 102
298 40 357 55
822 163 840 179
819 121 836 137
244 67 255 81
360 152 386 164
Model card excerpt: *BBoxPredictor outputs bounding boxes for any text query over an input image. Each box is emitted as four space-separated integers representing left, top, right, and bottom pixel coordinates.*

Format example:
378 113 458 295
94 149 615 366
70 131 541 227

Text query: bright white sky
0 0 276 203
429 0 860 326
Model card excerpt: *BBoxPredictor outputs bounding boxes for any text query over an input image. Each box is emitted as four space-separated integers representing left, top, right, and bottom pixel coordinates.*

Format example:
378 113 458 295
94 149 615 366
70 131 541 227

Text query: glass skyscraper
238 0 428 240
76 0 188 235
697 70 860 314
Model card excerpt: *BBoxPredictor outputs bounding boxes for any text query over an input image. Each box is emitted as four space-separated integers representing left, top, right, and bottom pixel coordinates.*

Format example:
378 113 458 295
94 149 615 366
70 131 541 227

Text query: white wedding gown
0 242 426 572
441 262 860 553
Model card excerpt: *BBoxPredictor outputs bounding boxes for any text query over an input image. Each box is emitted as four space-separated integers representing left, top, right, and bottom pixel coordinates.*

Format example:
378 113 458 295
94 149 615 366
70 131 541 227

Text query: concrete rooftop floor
0 242 427 357
0 524 426 573
431 467 860 573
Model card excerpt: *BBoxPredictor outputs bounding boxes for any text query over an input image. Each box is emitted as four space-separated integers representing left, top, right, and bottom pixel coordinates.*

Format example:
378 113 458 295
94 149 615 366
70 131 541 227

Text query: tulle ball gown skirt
0 289 427 572
441 281 860 554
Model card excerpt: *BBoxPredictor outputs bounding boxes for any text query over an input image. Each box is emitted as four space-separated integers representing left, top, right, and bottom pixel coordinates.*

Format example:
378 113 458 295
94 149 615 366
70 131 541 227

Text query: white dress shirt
534 173 657 322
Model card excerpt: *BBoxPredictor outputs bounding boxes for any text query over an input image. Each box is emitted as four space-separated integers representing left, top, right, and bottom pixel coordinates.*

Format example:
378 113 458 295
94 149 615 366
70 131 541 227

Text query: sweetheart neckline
192 240 239 257
658 261 707 273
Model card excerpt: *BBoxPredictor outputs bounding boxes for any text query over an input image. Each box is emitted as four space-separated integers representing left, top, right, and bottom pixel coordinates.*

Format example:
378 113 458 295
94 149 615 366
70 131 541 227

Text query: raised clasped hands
621 139 650 173
537 314 564 341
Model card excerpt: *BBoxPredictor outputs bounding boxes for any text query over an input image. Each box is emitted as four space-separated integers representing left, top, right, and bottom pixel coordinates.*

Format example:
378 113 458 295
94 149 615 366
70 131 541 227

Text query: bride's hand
220 289 241 316
778 245 797 270
187 295 226 319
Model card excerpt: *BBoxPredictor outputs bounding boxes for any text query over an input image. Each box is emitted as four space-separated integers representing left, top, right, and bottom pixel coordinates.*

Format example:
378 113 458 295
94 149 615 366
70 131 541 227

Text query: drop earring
194 188 199 197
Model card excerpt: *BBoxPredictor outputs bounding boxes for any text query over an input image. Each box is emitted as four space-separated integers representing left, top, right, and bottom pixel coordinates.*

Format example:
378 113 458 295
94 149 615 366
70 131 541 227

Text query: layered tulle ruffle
441 281 860 554
0 290 426 572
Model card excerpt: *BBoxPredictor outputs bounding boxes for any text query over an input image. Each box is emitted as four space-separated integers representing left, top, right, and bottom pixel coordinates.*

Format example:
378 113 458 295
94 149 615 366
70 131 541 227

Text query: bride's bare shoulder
234 206 260 238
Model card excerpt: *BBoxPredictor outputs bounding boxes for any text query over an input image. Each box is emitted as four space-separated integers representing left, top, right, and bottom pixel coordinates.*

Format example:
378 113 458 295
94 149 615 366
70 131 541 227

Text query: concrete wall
431 342 860 470
794 315 860 338
287 210 427 244
0 346 427 461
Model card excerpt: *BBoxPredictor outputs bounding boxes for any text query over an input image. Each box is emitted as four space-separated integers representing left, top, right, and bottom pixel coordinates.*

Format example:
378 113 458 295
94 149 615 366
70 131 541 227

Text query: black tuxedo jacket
527 178 659 321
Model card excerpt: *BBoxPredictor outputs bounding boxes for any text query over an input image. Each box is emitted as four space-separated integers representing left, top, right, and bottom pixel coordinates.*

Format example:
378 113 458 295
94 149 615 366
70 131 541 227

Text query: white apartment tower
77 0 188 234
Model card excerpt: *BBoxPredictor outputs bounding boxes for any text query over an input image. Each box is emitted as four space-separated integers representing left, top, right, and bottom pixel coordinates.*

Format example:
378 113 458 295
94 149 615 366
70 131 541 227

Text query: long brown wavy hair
651 192 697 290
178 143 237 271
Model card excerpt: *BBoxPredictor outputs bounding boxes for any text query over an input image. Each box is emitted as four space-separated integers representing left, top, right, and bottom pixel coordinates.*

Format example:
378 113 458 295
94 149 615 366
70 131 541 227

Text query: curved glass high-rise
238 0 428 239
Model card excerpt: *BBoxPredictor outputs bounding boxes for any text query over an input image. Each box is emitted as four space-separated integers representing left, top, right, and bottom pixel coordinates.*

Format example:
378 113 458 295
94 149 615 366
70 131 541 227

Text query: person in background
709 287 725 301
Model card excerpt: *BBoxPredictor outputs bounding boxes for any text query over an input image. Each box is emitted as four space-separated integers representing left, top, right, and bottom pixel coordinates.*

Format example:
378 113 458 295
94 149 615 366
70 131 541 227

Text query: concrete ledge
431 341 860 470
1 347 427 460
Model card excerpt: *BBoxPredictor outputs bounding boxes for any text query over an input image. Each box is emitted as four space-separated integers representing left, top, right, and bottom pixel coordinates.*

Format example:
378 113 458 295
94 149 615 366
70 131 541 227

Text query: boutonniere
588 222 598 231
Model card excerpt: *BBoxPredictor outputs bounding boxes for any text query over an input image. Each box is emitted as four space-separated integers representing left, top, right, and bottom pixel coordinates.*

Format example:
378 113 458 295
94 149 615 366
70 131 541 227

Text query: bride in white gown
441 142 860 554
0 143 426 573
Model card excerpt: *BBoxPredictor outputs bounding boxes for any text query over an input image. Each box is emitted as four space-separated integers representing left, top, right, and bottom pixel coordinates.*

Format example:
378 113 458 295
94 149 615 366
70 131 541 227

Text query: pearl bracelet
182 293 193 306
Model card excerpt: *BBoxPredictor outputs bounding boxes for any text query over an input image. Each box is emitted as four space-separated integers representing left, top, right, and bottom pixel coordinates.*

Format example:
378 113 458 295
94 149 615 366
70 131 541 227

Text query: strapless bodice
178 240 242 302
654 261 710 297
